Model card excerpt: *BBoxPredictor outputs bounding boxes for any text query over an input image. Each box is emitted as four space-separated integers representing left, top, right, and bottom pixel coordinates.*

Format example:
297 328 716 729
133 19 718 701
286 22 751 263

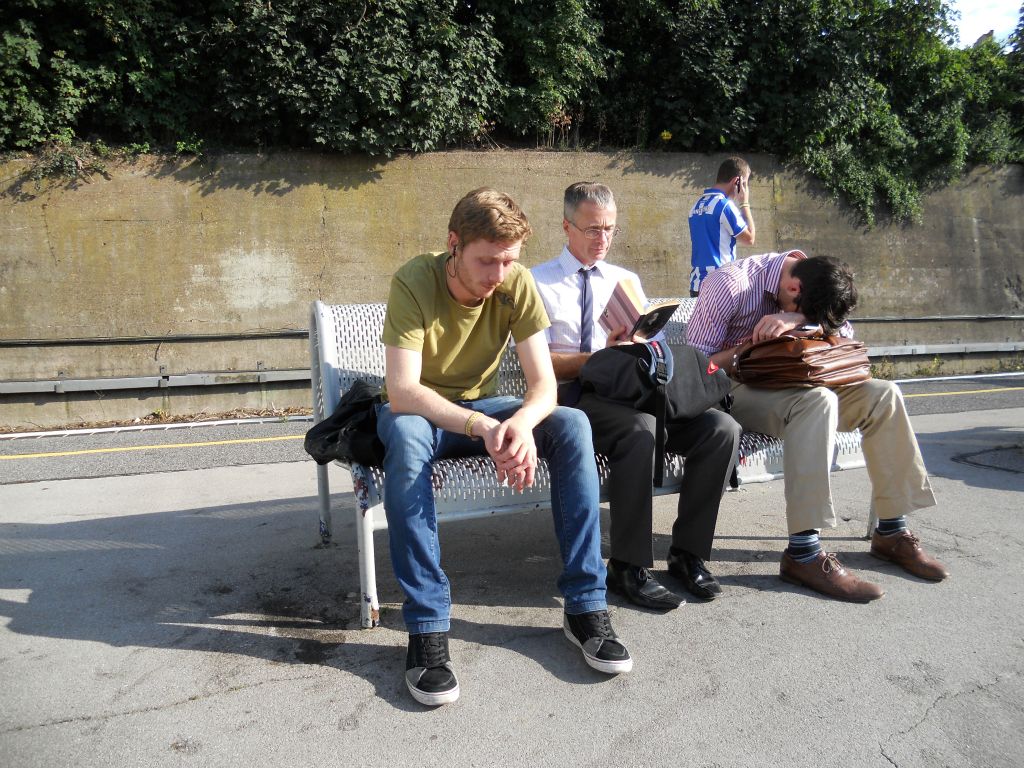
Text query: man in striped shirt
687 250 949 602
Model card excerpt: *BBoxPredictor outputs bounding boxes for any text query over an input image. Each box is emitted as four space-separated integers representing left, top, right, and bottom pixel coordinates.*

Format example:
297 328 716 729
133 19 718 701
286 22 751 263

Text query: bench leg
865 501 877 540
315 463 333 543
352 465 381 628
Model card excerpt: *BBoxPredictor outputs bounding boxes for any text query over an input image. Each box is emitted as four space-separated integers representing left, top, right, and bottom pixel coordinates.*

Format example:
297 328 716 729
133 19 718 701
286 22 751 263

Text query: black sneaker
405 632 460 706
563 610 633 674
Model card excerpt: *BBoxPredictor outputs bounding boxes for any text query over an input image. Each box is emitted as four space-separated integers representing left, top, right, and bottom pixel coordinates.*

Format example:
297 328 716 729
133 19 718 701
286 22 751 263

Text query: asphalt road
2 381 1022 767
2 405 1022 767
1 374 1022 485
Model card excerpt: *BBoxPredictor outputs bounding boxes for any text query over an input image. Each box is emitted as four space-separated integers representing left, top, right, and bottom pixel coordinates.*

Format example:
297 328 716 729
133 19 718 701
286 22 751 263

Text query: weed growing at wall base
912 356 947 378
870 358 898 381
21 135 110 189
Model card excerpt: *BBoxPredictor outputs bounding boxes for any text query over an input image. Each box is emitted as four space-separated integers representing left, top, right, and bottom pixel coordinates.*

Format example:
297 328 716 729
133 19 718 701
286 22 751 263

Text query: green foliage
477 0 605 145
0 0 504 155
1004 5 1024 158
186 0 504 154
174 136 203 156
592 0 1022 225
0 1 194 147
1 0 1020 222
739 1 946 222
592 0 745 149
292 0 504 153
0 20 45 147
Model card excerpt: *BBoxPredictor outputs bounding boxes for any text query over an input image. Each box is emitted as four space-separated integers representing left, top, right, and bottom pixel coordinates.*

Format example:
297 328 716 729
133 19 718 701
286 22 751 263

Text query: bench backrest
310 299 698 419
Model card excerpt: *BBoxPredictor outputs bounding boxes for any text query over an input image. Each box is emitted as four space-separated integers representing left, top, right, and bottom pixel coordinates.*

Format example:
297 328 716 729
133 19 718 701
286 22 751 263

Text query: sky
949 0 1019 46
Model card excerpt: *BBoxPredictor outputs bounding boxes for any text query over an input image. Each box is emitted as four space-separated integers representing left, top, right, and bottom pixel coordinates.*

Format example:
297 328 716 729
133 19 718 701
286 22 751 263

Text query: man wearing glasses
531 182 741 611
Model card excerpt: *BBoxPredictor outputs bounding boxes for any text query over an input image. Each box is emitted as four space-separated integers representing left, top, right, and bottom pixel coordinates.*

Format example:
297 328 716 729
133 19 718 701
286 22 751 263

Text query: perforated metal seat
309 299 865 628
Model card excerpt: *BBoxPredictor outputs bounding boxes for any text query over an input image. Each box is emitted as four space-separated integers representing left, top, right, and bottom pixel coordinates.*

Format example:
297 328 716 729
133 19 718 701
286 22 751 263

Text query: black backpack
304 379 386 466
578 341 733 486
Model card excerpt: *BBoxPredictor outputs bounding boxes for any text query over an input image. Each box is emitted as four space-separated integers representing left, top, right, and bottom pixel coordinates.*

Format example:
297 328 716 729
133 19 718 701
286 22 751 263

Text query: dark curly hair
791 256 858 333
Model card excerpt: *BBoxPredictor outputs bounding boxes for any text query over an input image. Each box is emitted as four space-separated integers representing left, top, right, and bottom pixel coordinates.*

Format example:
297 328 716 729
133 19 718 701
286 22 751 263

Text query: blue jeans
375 396 607 634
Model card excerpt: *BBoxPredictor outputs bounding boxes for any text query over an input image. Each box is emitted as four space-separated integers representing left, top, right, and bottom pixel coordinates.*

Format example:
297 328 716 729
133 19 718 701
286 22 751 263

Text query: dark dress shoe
606 560 683 611
667 550 723 601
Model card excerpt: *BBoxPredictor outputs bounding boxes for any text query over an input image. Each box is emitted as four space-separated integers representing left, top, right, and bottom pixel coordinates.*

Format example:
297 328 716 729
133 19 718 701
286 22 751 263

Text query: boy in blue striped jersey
688 156 757 296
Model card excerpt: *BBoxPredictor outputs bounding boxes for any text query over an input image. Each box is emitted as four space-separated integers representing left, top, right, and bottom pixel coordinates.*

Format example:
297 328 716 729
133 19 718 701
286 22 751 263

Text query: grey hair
563 182 615 221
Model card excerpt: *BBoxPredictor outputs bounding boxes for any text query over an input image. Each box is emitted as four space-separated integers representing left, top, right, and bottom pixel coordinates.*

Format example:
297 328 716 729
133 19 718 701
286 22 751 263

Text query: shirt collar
765 249 808 302
558 245 602 277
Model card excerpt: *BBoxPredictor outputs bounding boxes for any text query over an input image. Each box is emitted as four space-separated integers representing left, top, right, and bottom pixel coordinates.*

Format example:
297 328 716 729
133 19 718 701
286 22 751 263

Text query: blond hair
448 188 533 246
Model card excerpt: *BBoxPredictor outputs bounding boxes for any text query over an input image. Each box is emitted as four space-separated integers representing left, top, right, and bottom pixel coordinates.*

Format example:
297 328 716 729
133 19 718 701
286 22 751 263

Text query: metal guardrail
869 341 1024 356
1 314 1019 349
0 330 307 347
2 341 1022 395
0 369 309 394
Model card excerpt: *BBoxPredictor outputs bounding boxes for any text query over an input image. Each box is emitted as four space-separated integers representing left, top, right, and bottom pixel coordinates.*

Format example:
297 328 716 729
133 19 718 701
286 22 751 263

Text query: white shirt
530 245 654 355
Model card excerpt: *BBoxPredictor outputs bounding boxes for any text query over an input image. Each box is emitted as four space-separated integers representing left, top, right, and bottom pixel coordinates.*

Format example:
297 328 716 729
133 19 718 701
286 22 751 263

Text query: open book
598 280 680 340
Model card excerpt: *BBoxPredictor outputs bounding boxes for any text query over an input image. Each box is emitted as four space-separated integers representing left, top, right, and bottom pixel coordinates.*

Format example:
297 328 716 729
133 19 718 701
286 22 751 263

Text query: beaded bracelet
464 411 481 438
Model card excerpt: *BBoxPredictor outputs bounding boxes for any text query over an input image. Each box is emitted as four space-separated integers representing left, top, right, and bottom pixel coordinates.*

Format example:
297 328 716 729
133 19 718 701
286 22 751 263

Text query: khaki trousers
729 379 936 534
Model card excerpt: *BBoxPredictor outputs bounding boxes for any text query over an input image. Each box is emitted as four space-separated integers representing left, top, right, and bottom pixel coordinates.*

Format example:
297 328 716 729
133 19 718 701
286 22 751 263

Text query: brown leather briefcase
732 335 871 388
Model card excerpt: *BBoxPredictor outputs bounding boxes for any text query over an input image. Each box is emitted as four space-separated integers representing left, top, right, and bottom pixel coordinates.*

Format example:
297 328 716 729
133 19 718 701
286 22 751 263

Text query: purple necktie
579 267 592 352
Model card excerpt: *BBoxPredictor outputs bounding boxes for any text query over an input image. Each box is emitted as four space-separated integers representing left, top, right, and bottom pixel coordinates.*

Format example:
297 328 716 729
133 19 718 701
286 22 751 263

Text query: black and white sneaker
405 632 460 706
563 610 633 674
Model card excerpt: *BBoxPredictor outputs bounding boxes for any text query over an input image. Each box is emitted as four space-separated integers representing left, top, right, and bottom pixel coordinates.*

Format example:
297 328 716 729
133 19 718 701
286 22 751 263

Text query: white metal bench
309 299 866 628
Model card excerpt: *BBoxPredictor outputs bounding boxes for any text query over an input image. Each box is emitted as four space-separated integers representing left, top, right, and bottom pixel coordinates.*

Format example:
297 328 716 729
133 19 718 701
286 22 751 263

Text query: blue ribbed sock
786 530 822 563
876 516 909 536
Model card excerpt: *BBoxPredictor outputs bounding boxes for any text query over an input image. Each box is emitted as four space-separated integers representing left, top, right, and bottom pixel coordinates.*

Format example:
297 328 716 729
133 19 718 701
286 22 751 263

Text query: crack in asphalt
0 672 318 735
879 671 1020 762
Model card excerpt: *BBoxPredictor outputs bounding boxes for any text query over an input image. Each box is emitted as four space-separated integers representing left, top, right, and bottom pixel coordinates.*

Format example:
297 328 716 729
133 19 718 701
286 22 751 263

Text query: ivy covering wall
2 0 1022 222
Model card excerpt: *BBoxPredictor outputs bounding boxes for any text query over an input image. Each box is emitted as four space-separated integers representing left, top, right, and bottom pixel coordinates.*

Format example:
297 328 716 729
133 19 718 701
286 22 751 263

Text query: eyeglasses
569 221 622 240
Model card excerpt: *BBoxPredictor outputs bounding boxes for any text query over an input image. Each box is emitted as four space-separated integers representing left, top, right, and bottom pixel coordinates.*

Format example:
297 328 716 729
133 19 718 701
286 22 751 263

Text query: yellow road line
1 385 1021 461
0 434 304 460
903 386 1024 398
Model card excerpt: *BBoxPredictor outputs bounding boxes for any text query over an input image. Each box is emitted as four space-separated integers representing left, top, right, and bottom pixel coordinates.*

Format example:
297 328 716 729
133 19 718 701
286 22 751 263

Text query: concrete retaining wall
1 151 1021 427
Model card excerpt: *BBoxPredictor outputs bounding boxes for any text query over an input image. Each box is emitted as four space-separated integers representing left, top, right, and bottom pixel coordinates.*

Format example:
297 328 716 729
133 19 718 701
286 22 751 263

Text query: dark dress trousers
576 392 741 566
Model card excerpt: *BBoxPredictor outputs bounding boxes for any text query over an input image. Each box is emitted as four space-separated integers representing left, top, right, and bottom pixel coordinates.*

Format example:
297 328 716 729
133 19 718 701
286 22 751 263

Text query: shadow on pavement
918 425 1023 492
0 495 658 710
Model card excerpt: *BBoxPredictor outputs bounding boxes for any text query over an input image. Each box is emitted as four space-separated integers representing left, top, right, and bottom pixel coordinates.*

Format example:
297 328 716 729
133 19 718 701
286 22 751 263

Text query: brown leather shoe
870 530 950 581
780 552 884 603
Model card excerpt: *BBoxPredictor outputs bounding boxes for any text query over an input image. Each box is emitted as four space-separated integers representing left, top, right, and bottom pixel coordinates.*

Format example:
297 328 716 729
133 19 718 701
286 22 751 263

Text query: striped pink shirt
685 250 851 355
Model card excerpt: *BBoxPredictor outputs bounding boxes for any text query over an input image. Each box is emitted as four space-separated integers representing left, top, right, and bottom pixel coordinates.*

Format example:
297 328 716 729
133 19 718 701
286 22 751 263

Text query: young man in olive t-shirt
378 188 633 707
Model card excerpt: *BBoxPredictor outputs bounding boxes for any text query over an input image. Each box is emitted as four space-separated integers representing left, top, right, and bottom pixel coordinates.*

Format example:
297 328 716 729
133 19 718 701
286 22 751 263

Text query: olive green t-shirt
382 252 550 401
